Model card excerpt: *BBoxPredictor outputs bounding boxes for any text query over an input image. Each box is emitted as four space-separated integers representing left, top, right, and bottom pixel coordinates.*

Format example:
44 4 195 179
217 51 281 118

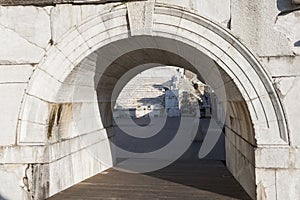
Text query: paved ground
49 117 251 199
48 160 252 200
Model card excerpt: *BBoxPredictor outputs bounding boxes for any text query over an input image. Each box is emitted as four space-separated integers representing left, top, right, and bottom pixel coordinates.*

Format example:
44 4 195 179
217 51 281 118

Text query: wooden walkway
48 160 252 200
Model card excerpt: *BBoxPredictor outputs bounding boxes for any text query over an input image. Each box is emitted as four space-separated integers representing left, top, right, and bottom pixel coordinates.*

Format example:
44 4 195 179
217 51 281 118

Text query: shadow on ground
48 117 251 199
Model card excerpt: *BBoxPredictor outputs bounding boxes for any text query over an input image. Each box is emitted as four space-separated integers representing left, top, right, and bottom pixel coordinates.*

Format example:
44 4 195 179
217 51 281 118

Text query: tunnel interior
52 35 256 198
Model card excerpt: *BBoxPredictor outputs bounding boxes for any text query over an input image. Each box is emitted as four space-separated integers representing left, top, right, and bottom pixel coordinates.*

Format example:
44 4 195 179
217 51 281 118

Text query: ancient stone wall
0 1 299 199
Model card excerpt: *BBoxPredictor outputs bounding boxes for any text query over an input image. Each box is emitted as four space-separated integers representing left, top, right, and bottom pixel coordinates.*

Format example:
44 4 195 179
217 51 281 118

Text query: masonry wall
231 1 300 199
0 1 299 200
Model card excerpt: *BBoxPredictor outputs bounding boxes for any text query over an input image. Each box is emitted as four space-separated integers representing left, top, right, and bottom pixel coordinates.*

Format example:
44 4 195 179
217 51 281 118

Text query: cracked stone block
194 0 230 26
231 0 293 56
0 164 29 200
0 6 51 49
50 4 82 43
255 169 277 200
274 77 300 147
156 0 230 27
0 25 45 64
50 3 117 43
127 1 154 36
275 10 300 55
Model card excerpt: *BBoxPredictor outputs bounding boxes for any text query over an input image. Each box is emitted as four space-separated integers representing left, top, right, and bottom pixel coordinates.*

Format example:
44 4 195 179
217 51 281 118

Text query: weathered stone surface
274 77 300 147
275 10 300 55
50 4 82 43
0 65 33 83
0 84 27 145
261 56 300 77
194 0 230 26
0 65 33 145
155 0 231 26
47 137 113 197
255 147 300 169
0 6 51 49
276 169 300 199
256 169 277 200
0 164 29 200
0 25 45 64
0 1 299 200
50 3 119 42
0 0 130 6
127 1 154 35
231 0 293 56
225 137 256 199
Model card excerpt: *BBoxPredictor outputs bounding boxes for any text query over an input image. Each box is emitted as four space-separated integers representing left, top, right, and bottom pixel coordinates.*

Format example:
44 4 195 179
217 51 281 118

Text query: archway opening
53 36 256 198
16 4 289 199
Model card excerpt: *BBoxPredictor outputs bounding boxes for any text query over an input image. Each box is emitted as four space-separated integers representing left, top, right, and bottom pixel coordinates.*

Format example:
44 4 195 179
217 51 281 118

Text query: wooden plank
48 160 252 200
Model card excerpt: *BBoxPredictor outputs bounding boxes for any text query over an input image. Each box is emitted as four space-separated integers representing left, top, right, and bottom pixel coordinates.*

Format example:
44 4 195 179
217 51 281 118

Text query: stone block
0 146 48 164
256 147 300 169
231 0 293 56
55 28 91 65
226 128 255 165
276 169 300 200
50 3 119 43
0 164 29 199
26 68 62 102
0 84 27 145
275 10 300 55
0 65 33 83
156 0 230 27
0 25 45 64
255 147 291 169
0 6 51 49
50 4 82 43
225 138 256 199
274 77 300 147
19 120 47 144
261 56 300 77
194 0 230 26
127 1 154 35
255 169 277 200
71 102 103 135
48 139 112 196
40 46 74 82
20 94 49 125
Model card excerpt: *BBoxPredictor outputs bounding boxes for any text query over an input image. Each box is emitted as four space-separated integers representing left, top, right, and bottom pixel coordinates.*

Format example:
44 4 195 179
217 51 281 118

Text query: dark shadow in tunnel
144 160 252 200
139 117 250 199
93 39 250 199
178 118 226 161
111 115 245 199
112 117 181 153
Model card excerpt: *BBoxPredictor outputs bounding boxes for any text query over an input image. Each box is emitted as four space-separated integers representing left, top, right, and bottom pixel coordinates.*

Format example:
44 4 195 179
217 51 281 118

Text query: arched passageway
17 3 288 199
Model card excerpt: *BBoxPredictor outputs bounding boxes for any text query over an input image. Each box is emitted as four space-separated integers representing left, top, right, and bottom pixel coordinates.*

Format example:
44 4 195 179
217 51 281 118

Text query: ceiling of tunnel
64 35 233 104
91 36 222 91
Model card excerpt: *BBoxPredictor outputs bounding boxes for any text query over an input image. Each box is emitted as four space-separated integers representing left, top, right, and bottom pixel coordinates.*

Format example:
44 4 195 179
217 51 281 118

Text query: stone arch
16 2 289 199
19 3 288 145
